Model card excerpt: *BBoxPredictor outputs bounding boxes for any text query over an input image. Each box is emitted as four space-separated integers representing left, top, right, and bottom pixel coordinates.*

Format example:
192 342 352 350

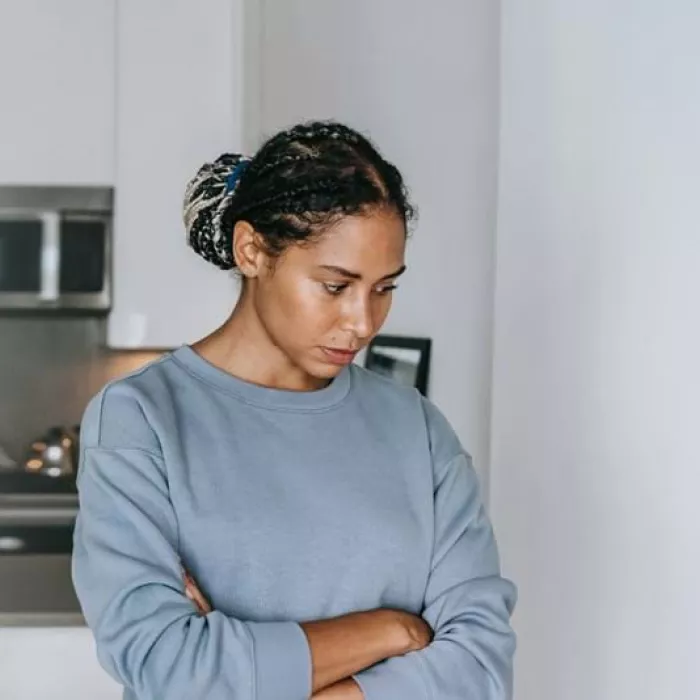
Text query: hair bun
183 153 248 270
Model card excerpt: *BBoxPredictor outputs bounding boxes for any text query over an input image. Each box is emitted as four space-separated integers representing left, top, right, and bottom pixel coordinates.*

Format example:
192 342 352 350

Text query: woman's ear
232 221 268 278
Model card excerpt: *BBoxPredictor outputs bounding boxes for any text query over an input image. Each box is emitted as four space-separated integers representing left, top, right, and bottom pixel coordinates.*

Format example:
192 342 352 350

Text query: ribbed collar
172 345 352 412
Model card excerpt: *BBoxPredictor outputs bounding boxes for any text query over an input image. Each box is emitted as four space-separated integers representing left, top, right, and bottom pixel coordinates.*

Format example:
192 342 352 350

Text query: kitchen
0 0 242 626
3 1 698 700
0 2 254 697
0 1 499 698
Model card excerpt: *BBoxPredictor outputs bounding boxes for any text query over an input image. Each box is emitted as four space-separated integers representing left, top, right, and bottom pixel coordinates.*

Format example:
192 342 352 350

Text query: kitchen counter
0 611 84 627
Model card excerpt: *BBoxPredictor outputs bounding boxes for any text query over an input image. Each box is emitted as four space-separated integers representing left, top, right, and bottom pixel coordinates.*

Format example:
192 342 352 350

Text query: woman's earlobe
232 221 265 278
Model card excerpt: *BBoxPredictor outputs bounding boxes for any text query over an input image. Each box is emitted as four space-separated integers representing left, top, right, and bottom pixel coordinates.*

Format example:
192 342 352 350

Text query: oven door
0 493 82 625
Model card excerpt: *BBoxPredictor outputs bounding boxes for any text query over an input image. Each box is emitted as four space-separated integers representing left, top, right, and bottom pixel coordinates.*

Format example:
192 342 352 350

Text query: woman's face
252 209 407 381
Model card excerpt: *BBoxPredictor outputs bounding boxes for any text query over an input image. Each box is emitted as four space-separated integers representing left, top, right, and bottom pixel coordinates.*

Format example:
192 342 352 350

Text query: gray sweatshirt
72 345 516 700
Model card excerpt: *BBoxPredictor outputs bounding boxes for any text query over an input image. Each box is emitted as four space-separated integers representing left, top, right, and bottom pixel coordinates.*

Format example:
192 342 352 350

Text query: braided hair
183 121 415 271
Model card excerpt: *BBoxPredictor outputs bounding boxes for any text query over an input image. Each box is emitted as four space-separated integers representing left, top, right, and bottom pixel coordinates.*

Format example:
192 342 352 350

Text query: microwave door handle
39 212 60 302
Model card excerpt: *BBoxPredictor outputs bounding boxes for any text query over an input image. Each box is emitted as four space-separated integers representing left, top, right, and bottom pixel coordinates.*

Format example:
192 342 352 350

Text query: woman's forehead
299 212 406 264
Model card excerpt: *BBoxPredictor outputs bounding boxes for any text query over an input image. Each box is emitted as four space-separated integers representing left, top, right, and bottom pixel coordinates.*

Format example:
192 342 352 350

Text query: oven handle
0 507 78 525
0 536 26 553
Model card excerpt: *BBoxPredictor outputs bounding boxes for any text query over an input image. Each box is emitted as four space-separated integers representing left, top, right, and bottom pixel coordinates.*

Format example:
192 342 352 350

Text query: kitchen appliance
0 471 82 624
0 186 112 312
0 422 82 623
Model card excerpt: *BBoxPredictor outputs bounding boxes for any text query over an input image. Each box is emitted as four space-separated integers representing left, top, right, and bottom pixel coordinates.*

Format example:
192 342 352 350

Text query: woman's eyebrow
318 264 407 281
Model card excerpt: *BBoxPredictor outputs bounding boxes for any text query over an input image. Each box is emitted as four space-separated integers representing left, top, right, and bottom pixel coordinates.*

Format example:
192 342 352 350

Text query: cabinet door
108 0 245 349
0 0 115 185
0 628 122 700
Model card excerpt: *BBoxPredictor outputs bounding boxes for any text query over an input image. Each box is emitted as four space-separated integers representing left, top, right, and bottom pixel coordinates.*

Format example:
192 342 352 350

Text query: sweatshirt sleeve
71 387 312 700
352 399 517 700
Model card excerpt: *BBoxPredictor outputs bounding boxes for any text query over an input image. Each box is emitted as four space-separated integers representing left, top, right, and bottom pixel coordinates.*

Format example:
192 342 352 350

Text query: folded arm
73 389 421 700
352 401 517 700
73 445 312 700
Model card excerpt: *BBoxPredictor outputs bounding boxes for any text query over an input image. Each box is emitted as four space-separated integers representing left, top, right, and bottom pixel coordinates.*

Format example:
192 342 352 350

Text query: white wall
250 0 500 479
0 628 120 699
491 2 700 699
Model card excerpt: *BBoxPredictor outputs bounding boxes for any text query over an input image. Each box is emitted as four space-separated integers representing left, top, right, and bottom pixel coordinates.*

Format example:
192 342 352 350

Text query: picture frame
364 334 432 396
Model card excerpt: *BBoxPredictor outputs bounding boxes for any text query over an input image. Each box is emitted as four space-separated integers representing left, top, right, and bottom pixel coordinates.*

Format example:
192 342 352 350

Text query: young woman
72 121 516 700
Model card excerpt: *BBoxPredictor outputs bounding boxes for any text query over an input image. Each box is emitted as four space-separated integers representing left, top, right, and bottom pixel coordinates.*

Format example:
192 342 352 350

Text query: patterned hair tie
183 154 252 270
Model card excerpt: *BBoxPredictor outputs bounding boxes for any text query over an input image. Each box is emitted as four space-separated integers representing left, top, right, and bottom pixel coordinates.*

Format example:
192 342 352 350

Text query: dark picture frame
364 334 432 396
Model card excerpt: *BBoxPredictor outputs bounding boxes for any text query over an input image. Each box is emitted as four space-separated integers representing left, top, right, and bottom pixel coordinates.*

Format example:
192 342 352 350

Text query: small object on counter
23 425 80 479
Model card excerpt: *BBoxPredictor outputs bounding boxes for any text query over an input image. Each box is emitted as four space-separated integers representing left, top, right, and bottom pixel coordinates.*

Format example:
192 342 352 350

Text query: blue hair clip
225 159 250 194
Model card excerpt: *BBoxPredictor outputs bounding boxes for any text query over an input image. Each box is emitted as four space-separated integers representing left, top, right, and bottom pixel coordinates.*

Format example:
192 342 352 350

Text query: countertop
0 612 85 627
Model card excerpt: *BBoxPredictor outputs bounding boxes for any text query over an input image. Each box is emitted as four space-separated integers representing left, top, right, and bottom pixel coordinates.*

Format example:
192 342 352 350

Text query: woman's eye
322 282 398 296
324 283 347 296
375 284 398 295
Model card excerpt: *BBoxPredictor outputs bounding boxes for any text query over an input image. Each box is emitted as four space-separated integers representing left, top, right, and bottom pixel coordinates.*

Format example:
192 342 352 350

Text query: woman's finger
183 569 212 615
186 580 210 614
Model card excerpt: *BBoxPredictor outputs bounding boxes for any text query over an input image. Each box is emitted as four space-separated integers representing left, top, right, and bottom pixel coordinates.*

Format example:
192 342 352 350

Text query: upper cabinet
107 0 245 348
0 1 116 185
0 0 248 347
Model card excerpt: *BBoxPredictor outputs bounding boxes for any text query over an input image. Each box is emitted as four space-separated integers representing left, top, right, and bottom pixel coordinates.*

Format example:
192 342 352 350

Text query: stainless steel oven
0 186 112 313
0 473 82 625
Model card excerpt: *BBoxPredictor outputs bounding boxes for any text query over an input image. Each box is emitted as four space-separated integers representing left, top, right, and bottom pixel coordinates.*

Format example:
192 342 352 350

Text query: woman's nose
341 297 374 341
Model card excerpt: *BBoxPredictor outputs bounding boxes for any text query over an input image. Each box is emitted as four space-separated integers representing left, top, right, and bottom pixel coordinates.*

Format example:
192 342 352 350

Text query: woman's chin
301 356 348 383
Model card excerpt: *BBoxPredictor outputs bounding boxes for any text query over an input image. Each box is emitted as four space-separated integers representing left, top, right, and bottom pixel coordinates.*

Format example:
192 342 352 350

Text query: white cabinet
107 0 245 348
0 0 115 185
0 627 121 700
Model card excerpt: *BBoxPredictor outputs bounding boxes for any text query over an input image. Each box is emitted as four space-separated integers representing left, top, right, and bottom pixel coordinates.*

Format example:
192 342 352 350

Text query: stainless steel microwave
0 186 112 312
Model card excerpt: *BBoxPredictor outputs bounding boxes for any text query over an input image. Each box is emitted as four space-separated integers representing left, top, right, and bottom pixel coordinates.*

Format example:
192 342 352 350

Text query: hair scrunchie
183 154 251 270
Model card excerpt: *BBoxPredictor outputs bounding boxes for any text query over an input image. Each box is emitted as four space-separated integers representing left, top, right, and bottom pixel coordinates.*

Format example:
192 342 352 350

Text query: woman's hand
181 569 429 699
182 567 212 615
392 609 434 653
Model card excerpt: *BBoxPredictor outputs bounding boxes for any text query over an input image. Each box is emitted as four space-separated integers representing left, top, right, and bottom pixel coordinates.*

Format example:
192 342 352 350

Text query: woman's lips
320 347 358 365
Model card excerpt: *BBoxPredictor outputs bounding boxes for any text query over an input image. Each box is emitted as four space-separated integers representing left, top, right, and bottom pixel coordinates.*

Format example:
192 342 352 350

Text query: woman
72 121 516 700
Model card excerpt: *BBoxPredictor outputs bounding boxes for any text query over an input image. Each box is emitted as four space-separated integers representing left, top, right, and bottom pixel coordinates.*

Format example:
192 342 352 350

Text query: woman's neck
190 293 329 392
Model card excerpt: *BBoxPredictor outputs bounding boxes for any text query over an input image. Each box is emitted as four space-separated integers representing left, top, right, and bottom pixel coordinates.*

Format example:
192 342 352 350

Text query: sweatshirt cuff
246 620 312 700
353 657 430 700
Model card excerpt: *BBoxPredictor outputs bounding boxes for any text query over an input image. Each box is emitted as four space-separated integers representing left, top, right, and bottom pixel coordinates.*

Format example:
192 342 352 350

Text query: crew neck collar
172 345 352 412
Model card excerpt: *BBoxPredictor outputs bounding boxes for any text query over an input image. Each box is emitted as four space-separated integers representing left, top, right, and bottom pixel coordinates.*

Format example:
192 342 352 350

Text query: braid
245 152 316 182
183 120 415 271
234 176 375 218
